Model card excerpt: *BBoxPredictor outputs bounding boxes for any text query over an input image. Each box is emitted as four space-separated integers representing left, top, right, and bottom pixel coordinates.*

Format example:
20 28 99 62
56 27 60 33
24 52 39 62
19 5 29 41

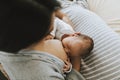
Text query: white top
51 18 75 40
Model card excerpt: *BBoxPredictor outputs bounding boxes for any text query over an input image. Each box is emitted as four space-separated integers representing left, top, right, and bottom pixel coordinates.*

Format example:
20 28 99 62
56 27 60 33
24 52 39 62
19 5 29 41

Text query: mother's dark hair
0 0 60 53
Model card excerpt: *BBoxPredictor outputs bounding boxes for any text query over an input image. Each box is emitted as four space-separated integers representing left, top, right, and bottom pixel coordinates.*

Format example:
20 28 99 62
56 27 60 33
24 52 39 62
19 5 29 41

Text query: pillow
62 4 120 80
87 0 120 35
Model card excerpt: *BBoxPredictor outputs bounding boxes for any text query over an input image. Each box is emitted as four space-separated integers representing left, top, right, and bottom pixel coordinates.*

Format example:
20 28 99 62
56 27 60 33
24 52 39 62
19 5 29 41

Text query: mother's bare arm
55 9 74 27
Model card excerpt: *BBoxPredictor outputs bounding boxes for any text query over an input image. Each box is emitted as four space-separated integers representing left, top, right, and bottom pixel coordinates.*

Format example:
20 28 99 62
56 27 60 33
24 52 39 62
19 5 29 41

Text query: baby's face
62 35 85 57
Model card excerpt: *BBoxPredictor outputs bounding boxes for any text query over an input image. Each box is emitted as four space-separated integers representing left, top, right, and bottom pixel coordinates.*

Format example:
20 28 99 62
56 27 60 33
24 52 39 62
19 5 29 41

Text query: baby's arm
70 57 81 72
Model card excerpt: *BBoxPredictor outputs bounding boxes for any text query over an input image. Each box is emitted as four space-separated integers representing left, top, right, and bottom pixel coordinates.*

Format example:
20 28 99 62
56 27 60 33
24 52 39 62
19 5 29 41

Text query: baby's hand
63 59 72 73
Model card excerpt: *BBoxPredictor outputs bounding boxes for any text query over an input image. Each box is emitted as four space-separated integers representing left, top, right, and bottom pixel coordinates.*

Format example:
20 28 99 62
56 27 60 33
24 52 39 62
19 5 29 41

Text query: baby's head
62 33 94 57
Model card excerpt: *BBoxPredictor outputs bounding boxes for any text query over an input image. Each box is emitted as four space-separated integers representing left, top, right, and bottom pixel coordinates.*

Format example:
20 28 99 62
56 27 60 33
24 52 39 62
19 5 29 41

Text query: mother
0 0 85 80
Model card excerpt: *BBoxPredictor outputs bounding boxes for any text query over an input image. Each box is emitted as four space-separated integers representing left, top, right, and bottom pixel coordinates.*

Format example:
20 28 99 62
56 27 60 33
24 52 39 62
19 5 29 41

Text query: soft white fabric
51 18 75 40
57 0 88 9
61 4 120 80
87 0 120 35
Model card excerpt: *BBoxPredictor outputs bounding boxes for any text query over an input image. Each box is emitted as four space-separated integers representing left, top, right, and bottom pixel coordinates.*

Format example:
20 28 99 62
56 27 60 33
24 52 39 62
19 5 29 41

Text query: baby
61 33 94 58
49 18 94 71
50 18 94 55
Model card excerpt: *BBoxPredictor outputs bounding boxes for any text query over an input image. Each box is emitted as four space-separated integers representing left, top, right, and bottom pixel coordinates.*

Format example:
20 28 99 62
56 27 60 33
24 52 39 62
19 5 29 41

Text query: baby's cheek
70 49 81 57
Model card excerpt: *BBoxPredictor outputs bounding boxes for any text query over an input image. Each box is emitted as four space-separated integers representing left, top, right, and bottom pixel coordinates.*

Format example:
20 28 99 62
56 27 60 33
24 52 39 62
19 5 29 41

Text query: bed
60 0 120 79
87 0 120 35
